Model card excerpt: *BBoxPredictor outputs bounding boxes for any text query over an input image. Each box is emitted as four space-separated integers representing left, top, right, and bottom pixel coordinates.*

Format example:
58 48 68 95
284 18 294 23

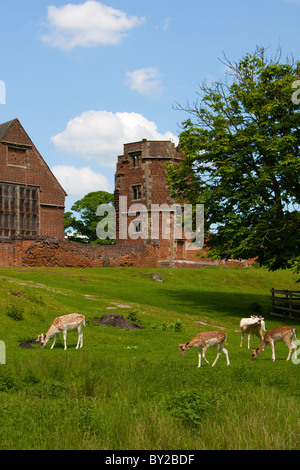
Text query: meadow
0 265 299 450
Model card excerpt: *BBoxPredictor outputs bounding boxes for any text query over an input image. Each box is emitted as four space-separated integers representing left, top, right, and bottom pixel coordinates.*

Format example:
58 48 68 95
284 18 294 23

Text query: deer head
251 348 259 360
39 333 47 349
179 342 190 356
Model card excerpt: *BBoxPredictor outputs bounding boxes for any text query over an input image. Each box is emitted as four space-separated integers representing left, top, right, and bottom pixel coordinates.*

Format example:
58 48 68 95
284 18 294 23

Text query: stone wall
0 237 160 268
0 236 253 269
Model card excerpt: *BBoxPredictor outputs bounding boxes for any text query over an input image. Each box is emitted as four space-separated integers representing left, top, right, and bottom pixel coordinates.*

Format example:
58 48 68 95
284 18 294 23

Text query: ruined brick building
0 119 250 268
114 139 190 265
0 118 66 240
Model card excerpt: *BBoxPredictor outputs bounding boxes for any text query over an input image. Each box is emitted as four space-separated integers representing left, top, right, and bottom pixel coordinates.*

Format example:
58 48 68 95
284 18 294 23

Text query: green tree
166 47 300 272
64 191 115 244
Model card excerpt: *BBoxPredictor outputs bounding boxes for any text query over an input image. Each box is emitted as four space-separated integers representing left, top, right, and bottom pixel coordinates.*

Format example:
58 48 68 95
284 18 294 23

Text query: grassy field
0 265 299 450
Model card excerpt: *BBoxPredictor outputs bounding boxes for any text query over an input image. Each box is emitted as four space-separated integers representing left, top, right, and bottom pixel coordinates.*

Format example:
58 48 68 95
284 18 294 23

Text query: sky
0 0 299 211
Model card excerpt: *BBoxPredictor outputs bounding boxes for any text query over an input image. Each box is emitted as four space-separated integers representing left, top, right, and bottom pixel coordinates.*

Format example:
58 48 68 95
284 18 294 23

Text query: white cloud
125 67 164 97
41 1 145 50
51 110 178 166
162 17 172 31
51 165 112 196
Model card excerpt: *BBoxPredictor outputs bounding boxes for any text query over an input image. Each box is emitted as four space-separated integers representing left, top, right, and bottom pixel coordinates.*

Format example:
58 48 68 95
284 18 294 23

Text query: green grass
0 266 299 450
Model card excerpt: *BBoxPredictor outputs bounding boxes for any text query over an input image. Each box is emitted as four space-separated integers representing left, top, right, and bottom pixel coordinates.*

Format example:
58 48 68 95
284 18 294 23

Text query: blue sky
0 0 299 211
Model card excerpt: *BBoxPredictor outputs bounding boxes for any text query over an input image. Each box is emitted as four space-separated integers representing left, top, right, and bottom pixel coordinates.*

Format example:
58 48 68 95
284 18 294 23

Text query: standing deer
240 315 266 349
39 313 85 350
179 331 230 367
251 326 297 362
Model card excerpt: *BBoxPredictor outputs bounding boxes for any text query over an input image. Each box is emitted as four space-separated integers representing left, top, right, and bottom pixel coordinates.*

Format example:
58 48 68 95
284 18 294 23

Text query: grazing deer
251 326 297 362
179 331 230 367
39 313 85 350
240 315 266 349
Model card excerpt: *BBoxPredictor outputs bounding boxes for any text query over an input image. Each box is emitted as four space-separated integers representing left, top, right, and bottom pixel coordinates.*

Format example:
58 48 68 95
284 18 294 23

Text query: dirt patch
19 338 40 349
98 314 141 329
9 291 23 298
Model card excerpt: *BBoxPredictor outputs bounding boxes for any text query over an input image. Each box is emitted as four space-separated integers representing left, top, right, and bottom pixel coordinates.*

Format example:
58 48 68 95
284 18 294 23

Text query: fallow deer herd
37 312 298 366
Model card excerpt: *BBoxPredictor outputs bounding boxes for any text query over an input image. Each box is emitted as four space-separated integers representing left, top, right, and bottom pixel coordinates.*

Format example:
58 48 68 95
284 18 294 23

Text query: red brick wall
0 237 252 269
0 237 160 268
0 240 14 266
40 206 65 239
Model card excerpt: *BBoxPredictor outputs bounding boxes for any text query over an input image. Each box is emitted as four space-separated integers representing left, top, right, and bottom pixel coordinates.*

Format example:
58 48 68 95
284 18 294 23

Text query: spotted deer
39 313 85 350
251 326 297 362
179 331 230 367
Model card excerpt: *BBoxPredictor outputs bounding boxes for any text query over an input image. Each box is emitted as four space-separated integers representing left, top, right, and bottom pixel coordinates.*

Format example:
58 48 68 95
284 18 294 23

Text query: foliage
166 47 300 274
64 191 115 244
6 303 24 321
161 319 184 332
166 389 224 427
127 309 143 326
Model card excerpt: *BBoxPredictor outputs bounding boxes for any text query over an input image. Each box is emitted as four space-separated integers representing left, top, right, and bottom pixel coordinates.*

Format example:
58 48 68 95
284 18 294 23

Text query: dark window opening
0 184 39 238
130 152 141 168
131 185 142 200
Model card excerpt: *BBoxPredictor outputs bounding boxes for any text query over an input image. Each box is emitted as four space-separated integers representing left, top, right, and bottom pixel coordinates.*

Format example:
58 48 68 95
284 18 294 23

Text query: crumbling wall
0 237 160 268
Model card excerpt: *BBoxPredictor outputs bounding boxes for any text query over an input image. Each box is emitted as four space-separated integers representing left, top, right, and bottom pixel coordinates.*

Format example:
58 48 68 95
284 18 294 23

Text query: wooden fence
270 289 300 320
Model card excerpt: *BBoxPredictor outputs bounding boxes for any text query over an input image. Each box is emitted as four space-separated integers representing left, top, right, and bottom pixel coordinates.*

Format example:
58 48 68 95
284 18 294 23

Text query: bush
6 303 24 321
127 309 143 326
166 389 224 427
161 319 183 332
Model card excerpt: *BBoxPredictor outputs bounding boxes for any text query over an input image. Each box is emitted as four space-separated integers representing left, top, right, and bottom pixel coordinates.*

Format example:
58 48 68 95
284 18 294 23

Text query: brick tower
114 139 186 265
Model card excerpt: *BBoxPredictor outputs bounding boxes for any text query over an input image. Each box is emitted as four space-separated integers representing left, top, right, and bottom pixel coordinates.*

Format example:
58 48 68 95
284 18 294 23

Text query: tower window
131 185 142 201
130 152 141 168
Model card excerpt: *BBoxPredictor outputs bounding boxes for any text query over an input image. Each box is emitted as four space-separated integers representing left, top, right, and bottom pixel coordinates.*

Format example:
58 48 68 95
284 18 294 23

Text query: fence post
271 288 274 314
289 291 293 320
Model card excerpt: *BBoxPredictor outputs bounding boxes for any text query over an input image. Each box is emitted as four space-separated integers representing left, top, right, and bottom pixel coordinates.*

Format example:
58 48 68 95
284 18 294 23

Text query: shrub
6 303 24 321
166 389 223 427
127 309 143 325
161 319 183 332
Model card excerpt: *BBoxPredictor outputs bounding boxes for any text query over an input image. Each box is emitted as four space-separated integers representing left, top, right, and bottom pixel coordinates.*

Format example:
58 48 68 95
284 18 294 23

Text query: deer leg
50 334 57 349
212 345 222 367
222 346 230 366
202 346 210 365
247 333 251 349
286 340 293 361
76 335 80 349
254 331 264 350
76 326 82 349
197 348 201 368
270 341 276 361
240 330 244 347
62 330 67 350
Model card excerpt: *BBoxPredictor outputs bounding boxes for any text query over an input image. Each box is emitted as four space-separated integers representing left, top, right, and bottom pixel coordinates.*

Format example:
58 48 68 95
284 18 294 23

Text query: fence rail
270 289 300 320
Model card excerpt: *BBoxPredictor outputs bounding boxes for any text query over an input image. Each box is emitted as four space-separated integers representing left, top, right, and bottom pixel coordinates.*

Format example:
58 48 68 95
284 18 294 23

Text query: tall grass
0 266 299 449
